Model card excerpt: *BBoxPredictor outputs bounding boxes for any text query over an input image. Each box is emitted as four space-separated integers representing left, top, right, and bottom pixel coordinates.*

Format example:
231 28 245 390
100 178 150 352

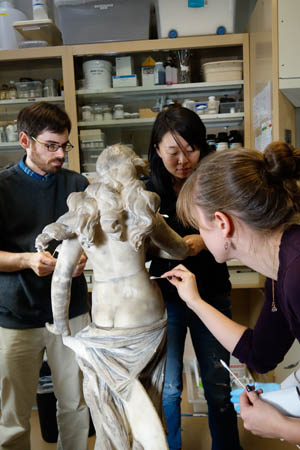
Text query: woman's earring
224 241 229 251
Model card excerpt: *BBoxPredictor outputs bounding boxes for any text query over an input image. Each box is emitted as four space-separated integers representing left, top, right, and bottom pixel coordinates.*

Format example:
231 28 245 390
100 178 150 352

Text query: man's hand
72 252 87 278
27 251 56 276
184 234 206 256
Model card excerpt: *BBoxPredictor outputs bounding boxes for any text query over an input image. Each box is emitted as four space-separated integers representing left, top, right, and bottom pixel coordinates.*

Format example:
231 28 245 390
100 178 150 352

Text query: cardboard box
139 108 158 118
142 66 155 87
115 56 134 76
112 75 138 88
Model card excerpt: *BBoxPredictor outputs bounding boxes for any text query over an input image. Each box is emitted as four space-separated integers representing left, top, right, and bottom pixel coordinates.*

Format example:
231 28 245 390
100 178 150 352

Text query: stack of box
112 56 137 88
79 129 105 176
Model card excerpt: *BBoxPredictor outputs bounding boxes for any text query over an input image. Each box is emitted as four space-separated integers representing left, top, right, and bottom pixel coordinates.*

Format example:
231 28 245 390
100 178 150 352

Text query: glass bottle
216 132 228 151
228 130 243 148
81 105 93 121
0 84 8 100
102 105 112 121
207 134 216 151
93 104 103 121
7 80 17 99
154 62 165 85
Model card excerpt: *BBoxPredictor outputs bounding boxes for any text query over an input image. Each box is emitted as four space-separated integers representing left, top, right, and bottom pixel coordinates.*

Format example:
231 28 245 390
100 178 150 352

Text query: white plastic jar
113 104 124 120
207 96 218 114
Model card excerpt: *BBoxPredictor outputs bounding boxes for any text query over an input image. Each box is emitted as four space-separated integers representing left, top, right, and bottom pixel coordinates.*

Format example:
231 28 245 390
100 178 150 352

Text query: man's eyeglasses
31 136 74 153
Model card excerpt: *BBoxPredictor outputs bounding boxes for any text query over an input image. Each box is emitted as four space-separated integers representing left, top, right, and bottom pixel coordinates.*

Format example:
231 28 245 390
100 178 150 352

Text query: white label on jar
229 143 242 149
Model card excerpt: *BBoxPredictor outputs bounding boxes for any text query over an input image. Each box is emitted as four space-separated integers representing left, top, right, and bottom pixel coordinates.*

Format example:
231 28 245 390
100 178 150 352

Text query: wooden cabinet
0 34 250 173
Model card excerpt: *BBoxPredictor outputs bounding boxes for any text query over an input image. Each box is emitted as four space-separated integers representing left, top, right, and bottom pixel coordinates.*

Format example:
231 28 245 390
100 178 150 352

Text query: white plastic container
156 0 236 38
32 0 48 20
207 96 218 114
54 0 151 45
83 59 112 90
203 60 243 82
0 0 28 50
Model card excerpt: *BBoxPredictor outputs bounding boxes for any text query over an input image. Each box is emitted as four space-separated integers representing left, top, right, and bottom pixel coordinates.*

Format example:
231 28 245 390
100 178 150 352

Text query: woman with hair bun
163 141 300 445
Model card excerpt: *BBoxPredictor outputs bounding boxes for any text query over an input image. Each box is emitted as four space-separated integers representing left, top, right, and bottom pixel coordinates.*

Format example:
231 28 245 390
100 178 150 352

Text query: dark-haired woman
146 105 241 450
164 142 300 445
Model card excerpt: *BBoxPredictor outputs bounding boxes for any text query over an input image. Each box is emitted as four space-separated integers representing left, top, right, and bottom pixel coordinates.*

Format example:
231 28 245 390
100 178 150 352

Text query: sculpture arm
149 214 189 259
35 217 76 252
46 237 83 336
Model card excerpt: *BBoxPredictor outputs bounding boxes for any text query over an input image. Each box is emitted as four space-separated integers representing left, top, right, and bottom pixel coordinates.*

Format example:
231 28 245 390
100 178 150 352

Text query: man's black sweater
0 163 89 329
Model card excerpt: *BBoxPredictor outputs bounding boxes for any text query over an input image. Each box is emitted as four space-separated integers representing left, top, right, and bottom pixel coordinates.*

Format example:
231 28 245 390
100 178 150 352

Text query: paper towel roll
260 386 300 417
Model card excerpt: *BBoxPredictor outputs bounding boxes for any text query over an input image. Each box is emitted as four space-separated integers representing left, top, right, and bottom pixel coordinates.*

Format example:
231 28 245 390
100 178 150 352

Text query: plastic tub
16 81 43 98
156 0 236 38
202 60 243 82
0 1 28 50
219 101 244 114
54 0 151 45
83 59 112 90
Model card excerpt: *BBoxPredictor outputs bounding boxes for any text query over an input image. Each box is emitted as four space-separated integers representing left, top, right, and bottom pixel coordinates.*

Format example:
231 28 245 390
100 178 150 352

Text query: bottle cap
217 26 226 35
168 29 178 39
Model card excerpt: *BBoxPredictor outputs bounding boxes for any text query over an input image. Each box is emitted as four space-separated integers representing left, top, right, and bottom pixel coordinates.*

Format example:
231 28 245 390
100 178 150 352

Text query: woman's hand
240 389 287 439
162 264 201 310
184 234 206 256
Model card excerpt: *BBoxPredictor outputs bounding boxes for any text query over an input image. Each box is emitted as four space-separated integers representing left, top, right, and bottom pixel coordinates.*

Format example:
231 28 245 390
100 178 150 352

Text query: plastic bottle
207 96 218 114
228 130 243 149
32 0 48 20
216 132 228 151
165 57 173 85
0 1 28 50
154 62 165 85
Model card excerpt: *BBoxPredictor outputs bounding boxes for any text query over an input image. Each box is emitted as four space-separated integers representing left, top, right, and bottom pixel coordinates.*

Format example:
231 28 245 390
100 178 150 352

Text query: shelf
0 142 22 151
0 96 64 107
76 81 244 102
78 113 244 129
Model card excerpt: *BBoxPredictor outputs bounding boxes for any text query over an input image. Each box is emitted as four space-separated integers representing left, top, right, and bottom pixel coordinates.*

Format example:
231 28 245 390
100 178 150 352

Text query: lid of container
19 40 49 48
202 60 243 67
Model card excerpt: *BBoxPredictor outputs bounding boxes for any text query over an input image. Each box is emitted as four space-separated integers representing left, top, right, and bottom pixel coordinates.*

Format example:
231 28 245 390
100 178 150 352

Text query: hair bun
263 141 299 181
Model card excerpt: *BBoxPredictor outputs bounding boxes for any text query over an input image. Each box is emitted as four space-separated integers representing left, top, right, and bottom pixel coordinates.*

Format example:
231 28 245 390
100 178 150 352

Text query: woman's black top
146 179 231 303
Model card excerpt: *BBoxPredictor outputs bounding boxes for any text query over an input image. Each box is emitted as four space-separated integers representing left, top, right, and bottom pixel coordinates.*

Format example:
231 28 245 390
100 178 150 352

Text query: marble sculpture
35 144 189 450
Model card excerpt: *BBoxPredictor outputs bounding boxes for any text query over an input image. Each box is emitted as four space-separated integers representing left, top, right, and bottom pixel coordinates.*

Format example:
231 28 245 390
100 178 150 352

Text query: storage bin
202 60 243 82
16 81 43 98
81 148 103 165
219 101 244 114
155 0 236 38
54 0 151 45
